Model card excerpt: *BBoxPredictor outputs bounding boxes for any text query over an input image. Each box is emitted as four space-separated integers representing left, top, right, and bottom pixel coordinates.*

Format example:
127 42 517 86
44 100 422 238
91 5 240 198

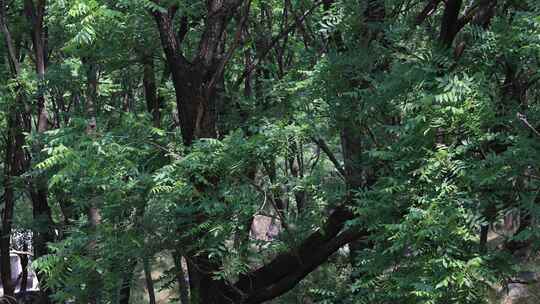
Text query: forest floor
487 220 540 304
126 221 540 304
130 252 179 304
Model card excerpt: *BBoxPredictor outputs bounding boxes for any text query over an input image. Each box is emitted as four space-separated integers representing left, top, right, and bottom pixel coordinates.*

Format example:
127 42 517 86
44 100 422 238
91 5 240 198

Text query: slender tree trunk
1 110 26 297
118 261 135 304
172 254 189 304
0 0 24 297
1 124 16 297
143 257 156 304
19 244 29 294
23 4 56 302
82 58 102 304
143 52 161 127
479 225 489 253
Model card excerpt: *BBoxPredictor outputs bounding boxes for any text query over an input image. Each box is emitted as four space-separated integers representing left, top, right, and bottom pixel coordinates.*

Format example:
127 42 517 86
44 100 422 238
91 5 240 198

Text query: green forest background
1 0 540 303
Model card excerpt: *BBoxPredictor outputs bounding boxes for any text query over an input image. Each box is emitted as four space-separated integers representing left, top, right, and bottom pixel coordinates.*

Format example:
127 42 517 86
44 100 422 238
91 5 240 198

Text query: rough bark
18 243 29 294
23 5 56 303
151 3 245 303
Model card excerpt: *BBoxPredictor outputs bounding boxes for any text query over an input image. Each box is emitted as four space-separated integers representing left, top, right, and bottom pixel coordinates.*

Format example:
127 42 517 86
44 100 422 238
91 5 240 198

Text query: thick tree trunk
152 4 235 303
150 2 369 303
439 0 463 48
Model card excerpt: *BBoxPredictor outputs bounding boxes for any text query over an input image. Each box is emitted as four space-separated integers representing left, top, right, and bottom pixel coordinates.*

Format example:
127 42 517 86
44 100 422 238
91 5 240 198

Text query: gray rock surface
0 254 39 296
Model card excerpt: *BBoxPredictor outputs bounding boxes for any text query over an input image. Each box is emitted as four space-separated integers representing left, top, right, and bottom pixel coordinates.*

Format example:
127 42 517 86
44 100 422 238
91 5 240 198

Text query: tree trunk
143 257 156 304
23 4 56 301
439 0 463 48
1 111 26 297
150 2 370 303
82 58 102 304
118 261 135 304
143 53 161 127
19 244 29 294
0 1 25 297
173 254 189 304
1 129 16 297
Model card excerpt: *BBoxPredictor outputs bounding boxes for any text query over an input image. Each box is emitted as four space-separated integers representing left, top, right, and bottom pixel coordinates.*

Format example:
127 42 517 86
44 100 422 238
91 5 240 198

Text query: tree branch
234 0 324 89
456 0 497 29
414 0 441 25
206 0 252 98
245 228 365 303
311 136 346 178
233 202 358 300
151 7 191 68
0 0 21 75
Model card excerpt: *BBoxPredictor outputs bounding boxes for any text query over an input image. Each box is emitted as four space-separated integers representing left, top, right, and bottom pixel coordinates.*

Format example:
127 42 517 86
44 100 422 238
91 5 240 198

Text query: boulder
0 254 39 296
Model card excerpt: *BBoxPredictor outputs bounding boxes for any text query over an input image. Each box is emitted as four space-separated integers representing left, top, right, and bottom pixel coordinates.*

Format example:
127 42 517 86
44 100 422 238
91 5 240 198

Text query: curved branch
233 202 360 301
244 227 366 303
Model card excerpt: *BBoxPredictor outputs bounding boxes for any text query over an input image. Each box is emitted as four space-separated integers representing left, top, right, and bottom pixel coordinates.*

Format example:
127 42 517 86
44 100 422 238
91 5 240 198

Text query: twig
247 179 291 233
233 0 324 89
517 113 540 137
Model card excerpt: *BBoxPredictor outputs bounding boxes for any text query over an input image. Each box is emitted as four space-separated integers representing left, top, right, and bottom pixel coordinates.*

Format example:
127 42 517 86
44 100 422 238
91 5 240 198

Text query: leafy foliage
0 0 539 303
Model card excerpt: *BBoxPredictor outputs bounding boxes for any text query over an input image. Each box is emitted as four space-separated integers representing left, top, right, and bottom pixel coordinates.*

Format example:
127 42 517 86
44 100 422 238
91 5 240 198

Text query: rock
501 283 531 304
250 215 281 241
0 254 40 296
0 296 17 304
513 271 539 284
15 291 41 304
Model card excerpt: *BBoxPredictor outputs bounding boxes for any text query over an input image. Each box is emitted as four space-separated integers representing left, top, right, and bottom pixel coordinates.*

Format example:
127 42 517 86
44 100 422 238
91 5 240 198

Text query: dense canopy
1 0 540 303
